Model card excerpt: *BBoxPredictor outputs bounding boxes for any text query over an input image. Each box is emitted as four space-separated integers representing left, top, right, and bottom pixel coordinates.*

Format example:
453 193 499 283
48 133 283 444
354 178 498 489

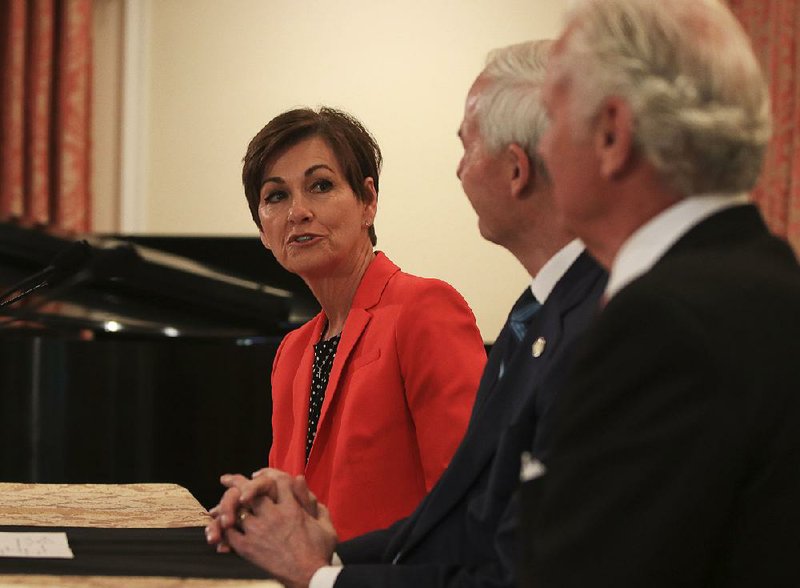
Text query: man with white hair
205 40 607 588
522 0 800 586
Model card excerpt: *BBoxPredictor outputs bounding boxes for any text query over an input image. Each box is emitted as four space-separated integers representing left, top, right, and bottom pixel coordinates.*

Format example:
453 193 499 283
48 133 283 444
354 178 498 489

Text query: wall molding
120 0 151 232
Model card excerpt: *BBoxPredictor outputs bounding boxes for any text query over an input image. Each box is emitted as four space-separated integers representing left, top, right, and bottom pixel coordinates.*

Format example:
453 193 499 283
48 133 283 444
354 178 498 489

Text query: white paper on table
0 532 74 558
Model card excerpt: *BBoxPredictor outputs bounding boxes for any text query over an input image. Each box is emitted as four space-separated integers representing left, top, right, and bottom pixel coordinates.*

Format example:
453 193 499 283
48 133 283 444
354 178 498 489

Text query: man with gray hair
522 0 800 586
205 39 606 588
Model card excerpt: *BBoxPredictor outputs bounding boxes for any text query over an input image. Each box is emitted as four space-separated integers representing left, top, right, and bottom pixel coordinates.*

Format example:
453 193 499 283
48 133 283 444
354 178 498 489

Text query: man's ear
362 177 378 225
507 143 532 199
595 96 635 179
259 228 271 251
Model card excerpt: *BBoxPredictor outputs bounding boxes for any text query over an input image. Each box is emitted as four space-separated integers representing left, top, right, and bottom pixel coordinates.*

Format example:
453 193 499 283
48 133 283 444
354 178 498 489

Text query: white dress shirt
531 239 585 304
605 193 749 301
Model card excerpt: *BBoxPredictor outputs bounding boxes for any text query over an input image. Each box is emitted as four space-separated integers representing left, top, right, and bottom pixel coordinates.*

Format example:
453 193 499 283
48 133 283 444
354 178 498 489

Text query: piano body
0 223 317 508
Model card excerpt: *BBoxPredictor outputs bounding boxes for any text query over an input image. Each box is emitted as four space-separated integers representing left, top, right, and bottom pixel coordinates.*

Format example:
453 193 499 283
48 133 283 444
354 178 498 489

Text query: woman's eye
311 179 333 193
264 190 287 204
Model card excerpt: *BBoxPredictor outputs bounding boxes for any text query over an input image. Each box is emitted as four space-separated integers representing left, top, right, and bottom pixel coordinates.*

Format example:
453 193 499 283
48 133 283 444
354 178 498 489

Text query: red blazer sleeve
395 279 486 489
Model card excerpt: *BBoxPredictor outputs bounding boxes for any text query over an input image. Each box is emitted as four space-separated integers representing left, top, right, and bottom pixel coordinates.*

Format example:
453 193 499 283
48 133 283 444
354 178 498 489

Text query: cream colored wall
134 0 568 341
91 0 123 232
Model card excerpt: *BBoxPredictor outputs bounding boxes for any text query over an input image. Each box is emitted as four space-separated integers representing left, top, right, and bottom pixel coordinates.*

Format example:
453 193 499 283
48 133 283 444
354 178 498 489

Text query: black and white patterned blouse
306 334 341 460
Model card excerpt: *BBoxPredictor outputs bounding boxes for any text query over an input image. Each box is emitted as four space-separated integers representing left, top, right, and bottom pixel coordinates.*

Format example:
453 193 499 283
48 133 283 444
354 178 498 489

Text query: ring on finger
236 509 250 531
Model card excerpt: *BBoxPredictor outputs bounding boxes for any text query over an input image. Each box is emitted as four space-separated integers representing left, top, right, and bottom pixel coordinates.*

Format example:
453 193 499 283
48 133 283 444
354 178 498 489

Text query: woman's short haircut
242 107 382 245
552 0 771 197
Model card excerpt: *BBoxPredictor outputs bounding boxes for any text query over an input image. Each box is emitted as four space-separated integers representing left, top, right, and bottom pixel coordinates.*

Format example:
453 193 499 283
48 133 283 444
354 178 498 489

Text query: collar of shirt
605 193 749 300
530 239 585 304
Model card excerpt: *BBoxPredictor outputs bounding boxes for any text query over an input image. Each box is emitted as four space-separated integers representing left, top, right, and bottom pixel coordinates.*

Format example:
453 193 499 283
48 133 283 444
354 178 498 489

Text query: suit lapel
469 323 513 418
392 252 605 557
309 308 371 464
305 253 399 468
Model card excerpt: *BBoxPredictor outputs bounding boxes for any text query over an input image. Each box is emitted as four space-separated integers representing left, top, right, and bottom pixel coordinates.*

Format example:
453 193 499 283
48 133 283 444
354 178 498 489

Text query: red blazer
268 252 486 540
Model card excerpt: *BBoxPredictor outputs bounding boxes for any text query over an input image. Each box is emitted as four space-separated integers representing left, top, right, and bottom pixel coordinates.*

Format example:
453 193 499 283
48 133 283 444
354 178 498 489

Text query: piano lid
0 223 300 339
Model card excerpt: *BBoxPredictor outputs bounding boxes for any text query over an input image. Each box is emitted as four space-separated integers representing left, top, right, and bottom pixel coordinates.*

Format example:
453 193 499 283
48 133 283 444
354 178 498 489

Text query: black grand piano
0 223 317 508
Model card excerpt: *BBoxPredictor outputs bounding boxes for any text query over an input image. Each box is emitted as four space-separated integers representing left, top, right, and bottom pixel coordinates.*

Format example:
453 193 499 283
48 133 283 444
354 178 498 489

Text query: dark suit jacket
521 205 800 587
335 251 607 587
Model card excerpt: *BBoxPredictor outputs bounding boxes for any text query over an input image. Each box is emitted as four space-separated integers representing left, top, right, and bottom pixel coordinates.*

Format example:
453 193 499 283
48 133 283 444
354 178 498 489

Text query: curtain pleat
0 0 27 221
729 0 800 254
55 0 92 232
0 0 92 233
28 0 55 226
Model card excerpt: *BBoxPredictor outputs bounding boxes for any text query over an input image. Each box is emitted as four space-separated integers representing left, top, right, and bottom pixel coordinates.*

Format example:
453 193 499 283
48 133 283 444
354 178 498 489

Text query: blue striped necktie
499 288 541 379
510 288 541 342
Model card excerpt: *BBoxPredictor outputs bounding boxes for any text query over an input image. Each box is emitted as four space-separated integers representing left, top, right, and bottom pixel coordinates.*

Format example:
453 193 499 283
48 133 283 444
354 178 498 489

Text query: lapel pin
532 336 546 358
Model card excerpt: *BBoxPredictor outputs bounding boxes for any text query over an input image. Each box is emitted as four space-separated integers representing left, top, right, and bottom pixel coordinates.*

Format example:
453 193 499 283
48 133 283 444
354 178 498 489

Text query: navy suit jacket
520 205 800 587
335 251 607 587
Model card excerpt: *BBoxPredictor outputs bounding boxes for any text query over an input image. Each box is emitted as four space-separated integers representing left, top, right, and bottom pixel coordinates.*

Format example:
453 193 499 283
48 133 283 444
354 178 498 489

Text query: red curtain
728 0 800 254
0 0 92 234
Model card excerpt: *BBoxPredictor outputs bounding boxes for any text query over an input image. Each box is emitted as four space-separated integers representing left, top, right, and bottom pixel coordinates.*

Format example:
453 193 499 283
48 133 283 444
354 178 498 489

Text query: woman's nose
288 195 313 223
